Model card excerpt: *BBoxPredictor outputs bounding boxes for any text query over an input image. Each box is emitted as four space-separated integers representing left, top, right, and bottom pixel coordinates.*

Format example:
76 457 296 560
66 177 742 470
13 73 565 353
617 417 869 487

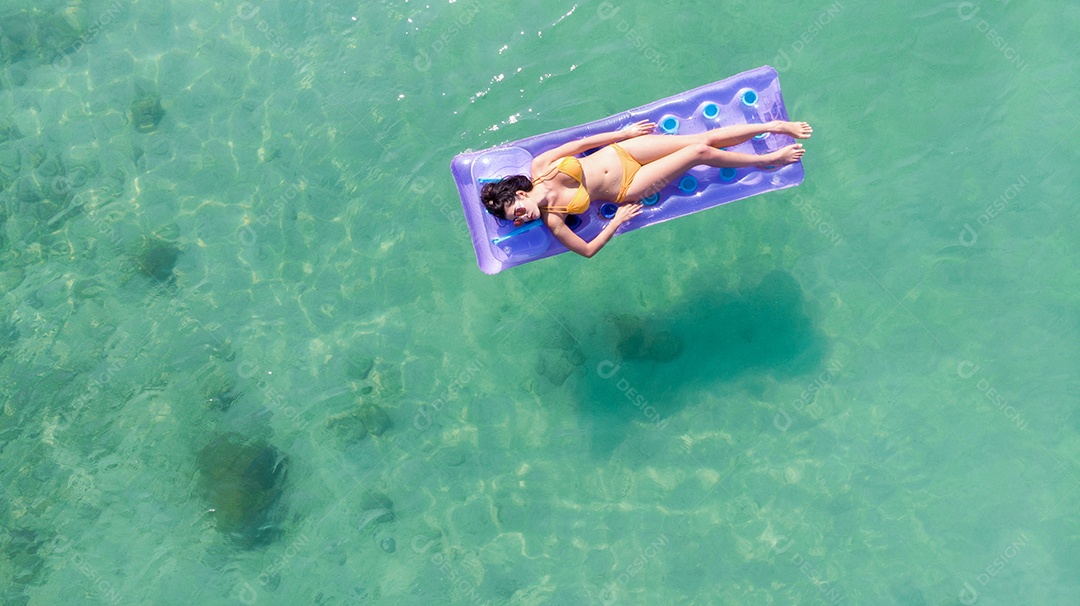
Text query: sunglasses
510 201 528 227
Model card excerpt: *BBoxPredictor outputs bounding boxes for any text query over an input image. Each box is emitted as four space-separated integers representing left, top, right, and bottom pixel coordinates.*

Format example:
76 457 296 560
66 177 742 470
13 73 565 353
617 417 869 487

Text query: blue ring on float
659 115 680 134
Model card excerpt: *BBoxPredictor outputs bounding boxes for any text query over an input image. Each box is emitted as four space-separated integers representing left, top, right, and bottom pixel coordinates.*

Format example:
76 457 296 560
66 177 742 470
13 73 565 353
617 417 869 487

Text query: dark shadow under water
573 270 829 459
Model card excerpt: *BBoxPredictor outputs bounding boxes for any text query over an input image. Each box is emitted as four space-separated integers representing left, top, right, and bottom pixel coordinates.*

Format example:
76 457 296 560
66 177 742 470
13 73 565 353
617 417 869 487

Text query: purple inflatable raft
450 65 804 275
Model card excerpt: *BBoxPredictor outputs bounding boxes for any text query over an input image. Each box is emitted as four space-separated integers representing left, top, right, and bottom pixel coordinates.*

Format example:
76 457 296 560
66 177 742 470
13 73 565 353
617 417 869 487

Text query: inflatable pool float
450 65 803 275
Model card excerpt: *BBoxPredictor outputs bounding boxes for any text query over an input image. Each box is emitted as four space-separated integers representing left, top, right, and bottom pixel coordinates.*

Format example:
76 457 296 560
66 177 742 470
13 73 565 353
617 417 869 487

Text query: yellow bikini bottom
610 143 642 203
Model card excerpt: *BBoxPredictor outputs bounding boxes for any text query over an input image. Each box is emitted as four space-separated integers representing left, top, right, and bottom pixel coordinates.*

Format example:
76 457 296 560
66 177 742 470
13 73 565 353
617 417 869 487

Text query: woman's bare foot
761 143 805 166
769 120 813 139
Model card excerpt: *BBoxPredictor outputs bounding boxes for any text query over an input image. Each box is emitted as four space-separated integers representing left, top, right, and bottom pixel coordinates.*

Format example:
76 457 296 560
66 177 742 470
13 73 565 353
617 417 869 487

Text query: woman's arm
531 120 655 175
546 204 644 258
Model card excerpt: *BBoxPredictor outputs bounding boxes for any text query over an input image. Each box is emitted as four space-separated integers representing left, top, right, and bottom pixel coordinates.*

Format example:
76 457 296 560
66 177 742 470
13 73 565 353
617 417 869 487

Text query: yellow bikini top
532 156 591 214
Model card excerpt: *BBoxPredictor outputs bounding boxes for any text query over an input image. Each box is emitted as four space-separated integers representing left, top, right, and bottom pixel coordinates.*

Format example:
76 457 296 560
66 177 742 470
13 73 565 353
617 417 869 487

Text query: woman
480 119 812 258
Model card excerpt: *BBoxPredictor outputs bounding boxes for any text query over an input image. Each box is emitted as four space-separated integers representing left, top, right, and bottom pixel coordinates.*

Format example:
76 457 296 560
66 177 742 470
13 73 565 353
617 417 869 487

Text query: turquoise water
1 0 1078 603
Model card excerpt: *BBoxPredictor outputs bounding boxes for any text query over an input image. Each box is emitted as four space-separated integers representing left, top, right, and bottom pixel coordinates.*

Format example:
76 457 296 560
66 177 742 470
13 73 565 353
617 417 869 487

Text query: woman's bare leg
711 120 813 148
622 143 805 200
618 120 812 165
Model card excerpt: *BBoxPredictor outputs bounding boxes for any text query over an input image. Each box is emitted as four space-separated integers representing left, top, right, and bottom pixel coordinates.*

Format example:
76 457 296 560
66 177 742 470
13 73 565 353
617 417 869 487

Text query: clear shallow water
1 0 1078 604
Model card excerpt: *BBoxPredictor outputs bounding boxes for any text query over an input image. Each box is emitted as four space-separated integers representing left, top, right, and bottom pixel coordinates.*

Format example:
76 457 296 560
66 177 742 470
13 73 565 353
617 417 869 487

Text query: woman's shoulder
531 156 562 180
532 154 560 167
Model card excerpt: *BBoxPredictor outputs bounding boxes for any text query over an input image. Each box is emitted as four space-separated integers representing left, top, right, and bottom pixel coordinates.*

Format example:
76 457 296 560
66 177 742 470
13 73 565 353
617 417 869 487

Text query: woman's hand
612 203 643 226
621 120 656 138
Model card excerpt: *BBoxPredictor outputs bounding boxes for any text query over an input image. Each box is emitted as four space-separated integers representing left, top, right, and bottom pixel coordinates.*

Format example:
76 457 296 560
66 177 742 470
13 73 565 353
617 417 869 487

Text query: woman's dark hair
480 175 532 219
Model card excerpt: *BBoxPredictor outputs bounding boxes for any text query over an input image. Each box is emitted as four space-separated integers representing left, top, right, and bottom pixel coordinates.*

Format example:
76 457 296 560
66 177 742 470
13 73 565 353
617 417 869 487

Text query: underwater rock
325 410 368 445
202 338 235 363
5 526 46 590
0 118 23 144
0 10 53 65
196 433 288 548
346 354 374 381
198 366 240 412
357 403 391 436
379 536 396 553
72 278 103 299
136 238 180 283
263 572 281 591
358 492 394 525
7 64 27 86
204 388 240 412
22 143 45 169
0 146 21 174
100 168 126 200
13 177 41 203
65 148 100 182
0 268 24 293
533 329 587 387
130 94 164 133
259 148 281 163
38 14 80 59
36 154 63 178
440 447 468 467
536 345 586 387
612 314 684 363
153 223 181 242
